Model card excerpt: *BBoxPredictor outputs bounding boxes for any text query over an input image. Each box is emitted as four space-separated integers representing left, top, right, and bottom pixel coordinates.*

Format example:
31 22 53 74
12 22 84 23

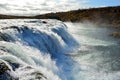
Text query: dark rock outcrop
0 61 10 75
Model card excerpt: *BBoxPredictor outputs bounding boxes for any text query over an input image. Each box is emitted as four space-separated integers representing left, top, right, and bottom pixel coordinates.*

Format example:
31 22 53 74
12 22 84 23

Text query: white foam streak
0 19 79 80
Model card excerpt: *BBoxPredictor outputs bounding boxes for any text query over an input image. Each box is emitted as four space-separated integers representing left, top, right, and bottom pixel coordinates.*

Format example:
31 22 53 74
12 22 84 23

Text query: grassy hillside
0 6 120 37
35 6 120 27
0 6 120 28
0 14 33 19
36 6 120 38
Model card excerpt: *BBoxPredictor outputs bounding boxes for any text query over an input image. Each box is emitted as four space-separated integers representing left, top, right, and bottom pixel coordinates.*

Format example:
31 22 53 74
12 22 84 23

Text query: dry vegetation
0 6 120 27
0 6 120 37
0 14 33 19
35 6 120 27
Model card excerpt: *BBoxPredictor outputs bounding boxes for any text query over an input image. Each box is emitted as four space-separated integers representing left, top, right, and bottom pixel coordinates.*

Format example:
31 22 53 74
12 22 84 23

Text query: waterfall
0 19 79 80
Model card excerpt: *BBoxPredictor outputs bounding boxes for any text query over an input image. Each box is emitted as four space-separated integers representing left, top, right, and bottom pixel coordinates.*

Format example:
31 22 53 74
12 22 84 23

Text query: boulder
0 61 10 75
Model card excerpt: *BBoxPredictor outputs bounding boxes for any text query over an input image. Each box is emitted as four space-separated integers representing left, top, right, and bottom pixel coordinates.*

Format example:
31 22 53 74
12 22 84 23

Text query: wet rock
0 61 10 75
42 21 47 24
0 32 5 41
0 60 18 80
19 66 47 80
31 72 47 79
0 46 9 53
111 32 120 38
0 32 10 41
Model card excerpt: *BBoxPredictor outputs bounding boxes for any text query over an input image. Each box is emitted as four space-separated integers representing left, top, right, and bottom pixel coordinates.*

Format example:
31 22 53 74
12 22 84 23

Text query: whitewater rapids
0 19 79 80
0 19 120 80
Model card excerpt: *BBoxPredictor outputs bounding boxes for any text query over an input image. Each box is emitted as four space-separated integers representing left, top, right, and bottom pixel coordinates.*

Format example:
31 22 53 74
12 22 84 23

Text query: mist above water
65 22 120 80
0 19 120 80
0 19 79 80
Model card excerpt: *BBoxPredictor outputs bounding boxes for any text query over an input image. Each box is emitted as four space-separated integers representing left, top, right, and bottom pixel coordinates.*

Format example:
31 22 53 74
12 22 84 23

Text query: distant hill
0 6 120 27
35 6 120 27
0 14 33 19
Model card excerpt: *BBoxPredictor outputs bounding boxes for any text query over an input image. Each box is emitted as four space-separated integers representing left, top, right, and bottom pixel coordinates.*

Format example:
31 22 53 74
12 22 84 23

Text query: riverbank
0 6 120 37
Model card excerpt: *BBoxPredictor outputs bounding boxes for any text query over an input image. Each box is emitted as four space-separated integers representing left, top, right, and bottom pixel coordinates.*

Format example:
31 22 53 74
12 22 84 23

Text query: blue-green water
66 22 120 80
0 20 120 80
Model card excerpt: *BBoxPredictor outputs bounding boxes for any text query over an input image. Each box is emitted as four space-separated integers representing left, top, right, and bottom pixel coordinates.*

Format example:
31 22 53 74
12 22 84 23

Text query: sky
0 0 120 15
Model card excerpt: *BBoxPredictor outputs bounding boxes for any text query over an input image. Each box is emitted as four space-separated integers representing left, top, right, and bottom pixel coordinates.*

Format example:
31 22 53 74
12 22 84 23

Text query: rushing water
0 19 120 80
66 22 120 80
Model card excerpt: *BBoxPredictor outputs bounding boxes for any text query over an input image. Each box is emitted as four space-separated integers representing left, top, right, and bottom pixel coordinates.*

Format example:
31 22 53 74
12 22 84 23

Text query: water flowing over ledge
0 19 79 80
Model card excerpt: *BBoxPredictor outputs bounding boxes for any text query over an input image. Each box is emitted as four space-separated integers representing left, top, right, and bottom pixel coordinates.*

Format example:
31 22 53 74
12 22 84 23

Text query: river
0 19 120 80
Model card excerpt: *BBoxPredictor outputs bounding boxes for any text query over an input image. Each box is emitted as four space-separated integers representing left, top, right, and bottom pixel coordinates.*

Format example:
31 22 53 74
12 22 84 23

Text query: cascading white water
0 19 79 80
65 22 120 80
1 19 120 80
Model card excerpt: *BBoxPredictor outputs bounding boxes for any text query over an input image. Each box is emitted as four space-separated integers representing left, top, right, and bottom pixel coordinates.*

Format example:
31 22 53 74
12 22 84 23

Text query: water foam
0 19 79 80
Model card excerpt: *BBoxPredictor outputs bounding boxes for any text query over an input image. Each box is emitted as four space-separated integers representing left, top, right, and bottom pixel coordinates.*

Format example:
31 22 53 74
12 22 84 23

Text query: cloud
0 0 89 15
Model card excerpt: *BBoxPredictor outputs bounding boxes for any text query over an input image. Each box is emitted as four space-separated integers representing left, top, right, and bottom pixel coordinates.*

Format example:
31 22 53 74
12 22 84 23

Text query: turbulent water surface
0 19 120 80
